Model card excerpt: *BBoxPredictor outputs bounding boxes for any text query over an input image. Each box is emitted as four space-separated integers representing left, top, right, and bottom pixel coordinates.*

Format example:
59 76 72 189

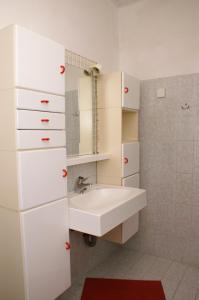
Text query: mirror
65 64 96 156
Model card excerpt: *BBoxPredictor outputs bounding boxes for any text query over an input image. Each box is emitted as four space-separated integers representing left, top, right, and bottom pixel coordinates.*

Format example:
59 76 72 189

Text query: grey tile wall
126 73 199 266
67 162 118 283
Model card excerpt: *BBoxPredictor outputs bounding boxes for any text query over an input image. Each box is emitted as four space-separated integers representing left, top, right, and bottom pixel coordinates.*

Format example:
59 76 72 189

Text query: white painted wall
0 0 118 71
118 0 199 79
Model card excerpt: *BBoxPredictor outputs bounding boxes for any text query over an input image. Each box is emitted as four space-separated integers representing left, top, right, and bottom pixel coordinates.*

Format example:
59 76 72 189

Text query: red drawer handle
41 138 50 142
41 119 49 122
124 87 129 94
62 169 67 178
65 242 70 250
60 65 65 74
41 100 49 104
124 157 129 164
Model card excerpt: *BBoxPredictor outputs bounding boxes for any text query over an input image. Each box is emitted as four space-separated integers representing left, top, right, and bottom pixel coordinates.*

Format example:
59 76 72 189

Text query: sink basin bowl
69 185 146 236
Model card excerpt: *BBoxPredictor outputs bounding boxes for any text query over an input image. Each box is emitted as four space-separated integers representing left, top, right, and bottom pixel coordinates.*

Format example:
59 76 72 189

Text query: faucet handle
78 176 88 183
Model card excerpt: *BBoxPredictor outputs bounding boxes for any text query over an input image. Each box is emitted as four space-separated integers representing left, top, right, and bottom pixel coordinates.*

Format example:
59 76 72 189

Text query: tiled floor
59 248 199 300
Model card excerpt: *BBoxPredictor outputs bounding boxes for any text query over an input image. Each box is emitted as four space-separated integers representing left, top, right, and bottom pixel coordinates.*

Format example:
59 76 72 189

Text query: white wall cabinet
97 71 141 244
21 199 70 300
0 25 65 95
97 71 140 110
0 24 71 300
18 149 67 210
122 73 140 110
122 142 140 177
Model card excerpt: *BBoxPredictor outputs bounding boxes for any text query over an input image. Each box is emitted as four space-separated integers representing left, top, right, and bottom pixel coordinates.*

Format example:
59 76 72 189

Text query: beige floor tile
173 282 198 300
181 266 199 288
142 257 172 280
161 262 187 300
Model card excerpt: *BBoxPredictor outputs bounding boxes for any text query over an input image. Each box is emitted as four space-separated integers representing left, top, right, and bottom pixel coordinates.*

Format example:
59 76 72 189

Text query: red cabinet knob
124 157 129 164
41 100 49 104
62 169 67 178
65 242 70 250
41 138 50 142
41 119 49 122
60 65 65 74
124 87 129 94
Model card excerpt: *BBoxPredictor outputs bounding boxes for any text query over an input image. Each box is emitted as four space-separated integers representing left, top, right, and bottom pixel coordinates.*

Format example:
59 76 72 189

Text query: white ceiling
111 0 141 7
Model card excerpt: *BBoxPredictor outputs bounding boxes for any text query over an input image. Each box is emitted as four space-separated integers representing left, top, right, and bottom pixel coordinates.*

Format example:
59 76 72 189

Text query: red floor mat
81 278 166 300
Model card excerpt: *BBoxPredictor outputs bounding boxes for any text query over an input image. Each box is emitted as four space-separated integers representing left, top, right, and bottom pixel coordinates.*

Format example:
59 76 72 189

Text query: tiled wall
67 162 118 283
65 90 80 156
126 74 199 266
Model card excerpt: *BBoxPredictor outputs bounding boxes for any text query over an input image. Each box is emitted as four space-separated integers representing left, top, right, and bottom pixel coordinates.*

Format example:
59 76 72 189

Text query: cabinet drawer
17 149 67 209
122 142 140 177
21 199 71 300
17 130 66 149
122 73 140 110
16 110 65 129
16 89 65 113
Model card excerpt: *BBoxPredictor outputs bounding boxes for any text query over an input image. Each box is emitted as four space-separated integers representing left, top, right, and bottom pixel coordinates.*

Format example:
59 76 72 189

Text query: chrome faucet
76 176 92 193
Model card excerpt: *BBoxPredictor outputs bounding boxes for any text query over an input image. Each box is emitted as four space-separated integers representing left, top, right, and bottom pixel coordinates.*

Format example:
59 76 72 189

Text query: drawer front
16 110 65 129
16 89 65 113
17 130 66 149
17 148 67 210
122 73 140 110
122 142 140 177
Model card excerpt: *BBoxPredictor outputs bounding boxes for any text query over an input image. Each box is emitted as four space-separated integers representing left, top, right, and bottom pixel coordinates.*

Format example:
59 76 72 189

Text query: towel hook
181 103 190 110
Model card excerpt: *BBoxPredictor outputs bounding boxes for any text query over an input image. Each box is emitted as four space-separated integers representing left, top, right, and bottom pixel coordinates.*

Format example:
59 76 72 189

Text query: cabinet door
20 199 71 300
122 173 140 188
122 174 139 243
122 73 140 110
122 142 139 177
17 148 67 210
15 25 65 95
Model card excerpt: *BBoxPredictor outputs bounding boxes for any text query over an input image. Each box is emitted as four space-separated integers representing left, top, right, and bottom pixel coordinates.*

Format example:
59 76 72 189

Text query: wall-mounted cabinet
0 25 70 300
0 25 65 95
122 142 140 178
122 73 140 110
97 71 141 244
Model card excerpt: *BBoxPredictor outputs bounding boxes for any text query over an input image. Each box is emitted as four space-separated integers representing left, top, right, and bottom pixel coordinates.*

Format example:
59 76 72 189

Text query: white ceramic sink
69 185 147 236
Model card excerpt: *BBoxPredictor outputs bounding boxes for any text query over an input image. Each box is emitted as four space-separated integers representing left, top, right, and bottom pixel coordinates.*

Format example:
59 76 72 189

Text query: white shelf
66 153 110 167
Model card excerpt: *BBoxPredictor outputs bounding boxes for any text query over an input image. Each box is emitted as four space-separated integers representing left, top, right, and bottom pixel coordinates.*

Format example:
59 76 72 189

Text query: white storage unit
122 142 140 177
18 149 67 210
0 25 65 94
21 199 70 300
122 72 140 110
97 71 141 244
0 24 71 300
122 173 140 243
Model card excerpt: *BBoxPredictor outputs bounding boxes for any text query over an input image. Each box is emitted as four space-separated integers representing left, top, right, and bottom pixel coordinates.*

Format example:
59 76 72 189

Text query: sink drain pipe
83 233 97 247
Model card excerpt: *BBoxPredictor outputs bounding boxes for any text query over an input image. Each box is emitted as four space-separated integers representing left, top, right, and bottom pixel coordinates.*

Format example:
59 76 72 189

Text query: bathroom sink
69 185 146 236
